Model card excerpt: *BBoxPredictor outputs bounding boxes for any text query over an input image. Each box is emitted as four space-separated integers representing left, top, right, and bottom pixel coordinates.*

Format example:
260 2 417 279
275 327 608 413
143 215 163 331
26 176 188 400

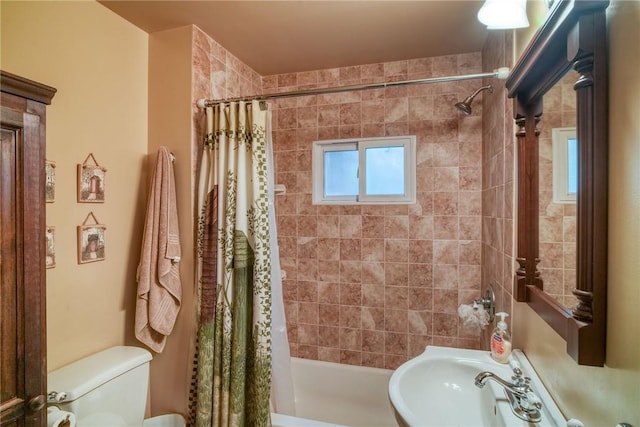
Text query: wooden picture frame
46 226 56 269
77 212 106 264
45 160 55 203
77 153 106 203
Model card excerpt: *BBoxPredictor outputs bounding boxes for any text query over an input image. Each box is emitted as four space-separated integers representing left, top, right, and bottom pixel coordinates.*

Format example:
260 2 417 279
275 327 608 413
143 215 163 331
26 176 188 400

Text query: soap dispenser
490 312 512 363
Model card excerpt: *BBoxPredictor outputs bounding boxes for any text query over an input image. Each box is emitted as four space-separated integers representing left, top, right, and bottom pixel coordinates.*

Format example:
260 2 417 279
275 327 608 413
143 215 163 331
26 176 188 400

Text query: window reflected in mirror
552 127 577 203
538 71 579 310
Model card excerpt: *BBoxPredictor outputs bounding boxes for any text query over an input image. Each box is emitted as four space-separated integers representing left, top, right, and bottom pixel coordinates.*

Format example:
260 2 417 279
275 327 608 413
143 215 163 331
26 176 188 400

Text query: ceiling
98 1 489 76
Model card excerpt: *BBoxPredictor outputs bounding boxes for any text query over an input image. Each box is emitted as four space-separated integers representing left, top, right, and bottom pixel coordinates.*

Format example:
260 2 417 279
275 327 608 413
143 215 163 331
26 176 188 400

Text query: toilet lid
78 412 126 426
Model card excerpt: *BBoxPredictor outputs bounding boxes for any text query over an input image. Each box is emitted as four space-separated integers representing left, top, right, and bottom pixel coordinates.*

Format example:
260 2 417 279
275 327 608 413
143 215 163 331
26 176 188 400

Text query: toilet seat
142 414 186 427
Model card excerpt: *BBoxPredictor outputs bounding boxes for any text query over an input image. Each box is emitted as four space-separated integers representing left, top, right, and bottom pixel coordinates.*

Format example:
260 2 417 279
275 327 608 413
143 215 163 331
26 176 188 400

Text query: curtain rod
196 67 510 108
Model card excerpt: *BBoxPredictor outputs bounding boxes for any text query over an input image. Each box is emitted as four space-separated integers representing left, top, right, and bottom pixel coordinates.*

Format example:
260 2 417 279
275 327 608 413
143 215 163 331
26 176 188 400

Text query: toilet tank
48 346 152 427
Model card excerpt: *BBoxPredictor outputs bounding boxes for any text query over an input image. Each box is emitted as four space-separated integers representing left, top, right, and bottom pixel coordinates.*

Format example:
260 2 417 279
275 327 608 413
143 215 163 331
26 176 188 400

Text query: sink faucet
474 369 542 423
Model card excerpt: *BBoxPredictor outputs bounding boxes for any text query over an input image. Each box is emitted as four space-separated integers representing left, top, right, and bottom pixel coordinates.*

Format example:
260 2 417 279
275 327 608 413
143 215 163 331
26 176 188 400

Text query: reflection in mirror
507 0 609 366
538 71 578 310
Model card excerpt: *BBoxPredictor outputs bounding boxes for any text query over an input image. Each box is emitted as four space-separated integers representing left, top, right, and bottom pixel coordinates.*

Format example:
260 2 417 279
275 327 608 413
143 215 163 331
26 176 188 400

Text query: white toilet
47 346 185 427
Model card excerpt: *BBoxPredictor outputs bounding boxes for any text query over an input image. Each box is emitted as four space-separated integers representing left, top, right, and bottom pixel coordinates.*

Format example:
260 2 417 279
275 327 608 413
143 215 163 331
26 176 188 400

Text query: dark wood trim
514 104 543 302
527 285 570 340
1 71 54 426
507 0 609 103
1 70 57 105
506 0 608 366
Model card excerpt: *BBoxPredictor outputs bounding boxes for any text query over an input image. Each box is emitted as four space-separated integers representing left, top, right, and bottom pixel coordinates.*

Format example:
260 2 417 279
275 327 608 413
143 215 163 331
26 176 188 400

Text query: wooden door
0 71 56 427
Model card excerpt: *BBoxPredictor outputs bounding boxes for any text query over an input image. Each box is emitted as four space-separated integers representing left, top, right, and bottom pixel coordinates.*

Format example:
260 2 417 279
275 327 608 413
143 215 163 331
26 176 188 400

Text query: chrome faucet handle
511 374 525 386
474 370 542 423
522 390 543 411
508 358 523 376
509 363 525 386
47 391 67 403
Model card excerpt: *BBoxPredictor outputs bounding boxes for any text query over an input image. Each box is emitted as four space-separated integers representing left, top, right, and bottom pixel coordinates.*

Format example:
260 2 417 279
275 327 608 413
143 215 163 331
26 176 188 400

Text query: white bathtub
272 357 397 427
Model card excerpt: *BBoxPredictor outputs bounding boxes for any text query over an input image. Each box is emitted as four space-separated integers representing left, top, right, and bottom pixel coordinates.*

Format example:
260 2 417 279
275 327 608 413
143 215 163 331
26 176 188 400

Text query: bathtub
271 357 397 427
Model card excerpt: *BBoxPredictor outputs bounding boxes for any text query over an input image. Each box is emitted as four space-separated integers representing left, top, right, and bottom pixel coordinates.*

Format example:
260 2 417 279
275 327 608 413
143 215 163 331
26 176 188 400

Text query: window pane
365 146 405 195
324 150 358 196
567 137 578 194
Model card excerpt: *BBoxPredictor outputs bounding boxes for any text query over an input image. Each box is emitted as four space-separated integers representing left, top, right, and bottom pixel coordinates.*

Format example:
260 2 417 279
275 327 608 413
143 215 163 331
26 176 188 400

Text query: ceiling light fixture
477 0 530 30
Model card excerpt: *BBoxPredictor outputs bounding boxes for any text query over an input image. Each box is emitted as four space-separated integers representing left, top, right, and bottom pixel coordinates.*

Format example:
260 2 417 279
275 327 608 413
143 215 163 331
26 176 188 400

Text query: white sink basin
388 346 566 427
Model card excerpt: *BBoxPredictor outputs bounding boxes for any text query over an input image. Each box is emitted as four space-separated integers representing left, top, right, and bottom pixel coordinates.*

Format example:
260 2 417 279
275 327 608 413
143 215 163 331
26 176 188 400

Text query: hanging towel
135 147 182 353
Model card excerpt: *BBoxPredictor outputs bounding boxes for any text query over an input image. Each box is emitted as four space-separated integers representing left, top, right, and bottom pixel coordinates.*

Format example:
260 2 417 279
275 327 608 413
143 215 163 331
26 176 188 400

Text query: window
312 136 416 204
552 127 578 203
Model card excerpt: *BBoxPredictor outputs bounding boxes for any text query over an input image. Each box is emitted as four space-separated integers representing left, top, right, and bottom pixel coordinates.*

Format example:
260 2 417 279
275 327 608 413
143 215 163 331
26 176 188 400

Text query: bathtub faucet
474 370 542 423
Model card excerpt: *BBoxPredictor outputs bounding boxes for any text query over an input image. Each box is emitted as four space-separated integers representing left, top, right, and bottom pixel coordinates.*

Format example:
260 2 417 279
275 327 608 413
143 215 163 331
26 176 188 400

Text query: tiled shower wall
267 53 485 369
192 26 263 162
481 32 515 327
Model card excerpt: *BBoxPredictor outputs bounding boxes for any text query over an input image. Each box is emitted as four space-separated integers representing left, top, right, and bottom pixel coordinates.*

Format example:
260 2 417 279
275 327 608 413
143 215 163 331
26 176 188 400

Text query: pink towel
135 147 181 353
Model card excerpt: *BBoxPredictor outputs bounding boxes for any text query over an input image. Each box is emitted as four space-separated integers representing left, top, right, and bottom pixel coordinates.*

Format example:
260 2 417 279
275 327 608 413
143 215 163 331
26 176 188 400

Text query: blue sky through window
567 137 578 194
313 136 416 204
324 150 358 196
365 146 405 195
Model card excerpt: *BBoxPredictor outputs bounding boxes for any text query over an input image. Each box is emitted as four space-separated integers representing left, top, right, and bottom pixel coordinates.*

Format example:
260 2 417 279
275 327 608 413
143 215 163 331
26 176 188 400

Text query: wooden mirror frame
506 0 609 366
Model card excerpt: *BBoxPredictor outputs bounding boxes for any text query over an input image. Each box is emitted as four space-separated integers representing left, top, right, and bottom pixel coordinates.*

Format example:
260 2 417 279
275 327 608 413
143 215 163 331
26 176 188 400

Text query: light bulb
478 0 529 30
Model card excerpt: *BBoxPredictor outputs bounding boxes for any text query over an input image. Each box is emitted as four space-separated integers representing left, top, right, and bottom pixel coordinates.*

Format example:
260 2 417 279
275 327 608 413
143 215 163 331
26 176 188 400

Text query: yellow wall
3 0 639 424
147 25 196 416
512 1 640 424
1 1 196 418
1 0 149 373
514 0 549 58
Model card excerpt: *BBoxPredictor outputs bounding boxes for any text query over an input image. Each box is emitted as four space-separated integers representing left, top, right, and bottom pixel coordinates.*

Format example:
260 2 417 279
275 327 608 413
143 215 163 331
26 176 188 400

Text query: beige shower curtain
193 101 272 426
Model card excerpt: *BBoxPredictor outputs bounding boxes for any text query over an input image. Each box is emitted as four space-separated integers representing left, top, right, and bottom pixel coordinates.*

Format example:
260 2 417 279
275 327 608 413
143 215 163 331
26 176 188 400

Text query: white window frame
312 135 416 205
552 127 578 204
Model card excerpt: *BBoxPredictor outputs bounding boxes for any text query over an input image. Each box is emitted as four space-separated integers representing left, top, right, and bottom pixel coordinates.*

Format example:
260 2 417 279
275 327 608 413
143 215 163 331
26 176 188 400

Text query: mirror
506 0 609 366
538 70 578 310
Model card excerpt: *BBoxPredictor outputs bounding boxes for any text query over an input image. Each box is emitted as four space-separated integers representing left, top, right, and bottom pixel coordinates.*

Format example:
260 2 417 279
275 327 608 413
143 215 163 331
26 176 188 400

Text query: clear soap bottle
490 312 512 363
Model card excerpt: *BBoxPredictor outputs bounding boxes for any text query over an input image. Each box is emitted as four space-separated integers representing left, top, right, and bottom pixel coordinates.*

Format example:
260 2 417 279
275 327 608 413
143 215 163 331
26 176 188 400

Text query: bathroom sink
388 346 566 427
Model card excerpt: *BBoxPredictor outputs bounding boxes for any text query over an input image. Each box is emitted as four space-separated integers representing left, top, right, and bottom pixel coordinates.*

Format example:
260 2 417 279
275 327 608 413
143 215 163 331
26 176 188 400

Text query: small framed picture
78 153 106 203
77 214 106 264
45 160 56 203
46 226 56 268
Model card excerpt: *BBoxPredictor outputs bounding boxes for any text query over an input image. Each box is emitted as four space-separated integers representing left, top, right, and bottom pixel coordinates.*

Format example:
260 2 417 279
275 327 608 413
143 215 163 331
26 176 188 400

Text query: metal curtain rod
196 67 510 108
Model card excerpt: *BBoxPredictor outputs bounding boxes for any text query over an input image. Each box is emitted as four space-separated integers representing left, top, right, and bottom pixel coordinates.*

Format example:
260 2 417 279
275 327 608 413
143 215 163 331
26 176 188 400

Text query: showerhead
455 84 494 115
454 99 473 115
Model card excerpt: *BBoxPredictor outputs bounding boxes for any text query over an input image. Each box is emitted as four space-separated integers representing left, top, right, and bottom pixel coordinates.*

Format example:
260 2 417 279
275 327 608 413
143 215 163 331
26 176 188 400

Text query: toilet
47 346 185 427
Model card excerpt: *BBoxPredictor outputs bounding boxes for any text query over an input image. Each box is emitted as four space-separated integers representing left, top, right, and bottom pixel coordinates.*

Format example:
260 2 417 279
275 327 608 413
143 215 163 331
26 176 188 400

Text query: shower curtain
192 100 294 427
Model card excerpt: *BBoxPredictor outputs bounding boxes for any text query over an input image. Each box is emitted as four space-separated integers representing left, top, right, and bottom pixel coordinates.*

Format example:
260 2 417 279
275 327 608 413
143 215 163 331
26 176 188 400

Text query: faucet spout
474 371 492 387
474 371 542 423
474 371 525 397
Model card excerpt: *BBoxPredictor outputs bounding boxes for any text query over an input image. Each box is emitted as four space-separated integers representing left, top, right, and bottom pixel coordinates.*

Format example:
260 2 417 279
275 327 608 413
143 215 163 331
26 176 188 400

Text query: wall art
77 153 106 203
46 226 55 268
45 160 56 203
77 212 106 264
